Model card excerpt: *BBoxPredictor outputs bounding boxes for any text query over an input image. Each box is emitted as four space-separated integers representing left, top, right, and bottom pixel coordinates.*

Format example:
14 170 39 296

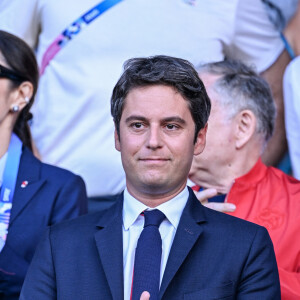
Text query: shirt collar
234 158 268 186
0 152 8 187
123 186 189 230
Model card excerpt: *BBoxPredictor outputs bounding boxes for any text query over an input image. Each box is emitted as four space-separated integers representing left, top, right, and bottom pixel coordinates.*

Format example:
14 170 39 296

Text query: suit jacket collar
94 194 124 300
10 147 46 224
159 187 207 298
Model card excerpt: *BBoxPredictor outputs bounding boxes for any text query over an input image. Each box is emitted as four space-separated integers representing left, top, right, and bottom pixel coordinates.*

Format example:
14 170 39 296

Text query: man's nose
146 126 163 149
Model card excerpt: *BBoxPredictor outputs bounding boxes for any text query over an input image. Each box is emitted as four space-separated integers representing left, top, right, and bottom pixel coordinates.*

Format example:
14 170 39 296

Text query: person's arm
260 49 291 166
50 173 88 225
283 57 300 179
19 228 56 300
284 2 300 57
237 226 281 299
281 2 300 179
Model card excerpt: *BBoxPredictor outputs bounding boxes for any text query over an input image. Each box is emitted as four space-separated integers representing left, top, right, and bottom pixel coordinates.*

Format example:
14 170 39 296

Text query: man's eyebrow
125 116 187 125
125 116 148 123
162 117 186 125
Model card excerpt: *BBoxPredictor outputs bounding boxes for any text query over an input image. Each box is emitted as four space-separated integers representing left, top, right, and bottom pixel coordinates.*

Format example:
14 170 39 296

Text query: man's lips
139 158 170 161
138 158 171 165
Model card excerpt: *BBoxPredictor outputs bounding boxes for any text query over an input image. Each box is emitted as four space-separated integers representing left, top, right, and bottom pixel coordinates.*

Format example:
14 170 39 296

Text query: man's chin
139 179 171 194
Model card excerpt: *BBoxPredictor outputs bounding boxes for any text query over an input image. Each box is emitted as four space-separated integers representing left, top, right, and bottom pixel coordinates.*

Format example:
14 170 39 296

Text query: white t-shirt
0 0 284 196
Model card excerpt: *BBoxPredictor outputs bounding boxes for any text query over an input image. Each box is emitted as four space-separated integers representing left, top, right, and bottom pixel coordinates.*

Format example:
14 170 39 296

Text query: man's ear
10 81 33 112
194 123 208 155
114 128 121 152
235 110 256 149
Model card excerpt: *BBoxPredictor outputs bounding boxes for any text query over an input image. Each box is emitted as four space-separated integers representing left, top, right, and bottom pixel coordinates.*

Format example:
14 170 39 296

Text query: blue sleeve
237 226 281 299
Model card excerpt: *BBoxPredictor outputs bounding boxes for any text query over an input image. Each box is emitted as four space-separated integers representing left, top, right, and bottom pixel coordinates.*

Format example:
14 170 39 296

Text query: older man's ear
234 110 256 149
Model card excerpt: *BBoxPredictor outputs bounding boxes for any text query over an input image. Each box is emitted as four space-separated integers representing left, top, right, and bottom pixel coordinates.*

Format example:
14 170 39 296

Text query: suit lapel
94 195 124 300
159 188 207 298
10 148 46 224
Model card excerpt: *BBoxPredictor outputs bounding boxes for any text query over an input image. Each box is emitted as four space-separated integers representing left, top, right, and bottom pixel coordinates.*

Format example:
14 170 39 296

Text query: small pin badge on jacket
21 181 28 188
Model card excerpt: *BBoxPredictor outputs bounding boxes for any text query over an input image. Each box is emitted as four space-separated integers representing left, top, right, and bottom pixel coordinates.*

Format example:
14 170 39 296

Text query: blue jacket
20 188 280 299
0 147 87 299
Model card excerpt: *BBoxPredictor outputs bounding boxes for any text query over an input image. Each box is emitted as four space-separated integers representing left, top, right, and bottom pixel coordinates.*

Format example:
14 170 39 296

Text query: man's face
115 85 207 203
189 74 236 191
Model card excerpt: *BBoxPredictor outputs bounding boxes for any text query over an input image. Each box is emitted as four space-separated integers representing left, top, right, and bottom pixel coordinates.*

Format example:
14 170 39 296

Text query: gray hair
111 55 211 143
198 59 276 142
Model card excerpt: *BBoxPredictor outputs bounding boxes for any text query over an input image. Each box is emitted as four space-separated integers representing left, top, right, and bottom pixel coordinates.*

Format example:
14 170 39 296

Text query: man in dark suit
20 55 280 300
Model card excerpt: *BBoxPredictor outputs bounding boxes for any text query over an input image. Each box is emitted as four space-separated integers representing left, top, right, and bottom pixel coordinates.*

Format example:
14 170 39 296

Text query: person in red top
189 59 300 300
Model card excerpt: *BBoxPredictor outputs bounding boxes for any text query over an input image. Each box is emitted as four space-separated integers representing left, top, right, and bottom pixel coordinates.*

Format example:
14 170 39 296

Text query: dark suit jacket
20 188 280 300
0 148 87 300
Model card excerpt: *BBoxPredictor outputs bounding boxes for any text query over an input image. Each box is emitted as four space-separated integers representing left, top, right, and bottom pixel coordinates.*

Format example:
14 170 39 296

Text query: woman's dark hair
0 30 39 150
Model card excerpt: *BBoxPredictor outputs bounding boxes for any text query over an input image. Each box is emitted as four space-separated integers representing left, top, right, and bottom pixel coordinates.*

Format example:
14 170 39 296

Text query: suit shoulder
40 162 82 182
196 206 274 262
49 211 104 237
21 147 84 183
32 152 84 186
48 197 122 242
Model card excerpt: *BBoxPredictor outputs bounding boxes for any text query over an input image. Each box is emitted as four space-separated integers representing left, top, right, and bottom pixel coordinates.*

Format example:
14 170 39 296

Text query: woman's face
0 52 16 124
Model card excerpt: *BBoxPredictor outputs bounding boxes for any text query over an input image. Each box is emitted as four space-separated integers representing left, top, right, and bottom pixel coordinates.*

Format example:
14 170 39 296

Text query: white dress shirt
122 187 189 300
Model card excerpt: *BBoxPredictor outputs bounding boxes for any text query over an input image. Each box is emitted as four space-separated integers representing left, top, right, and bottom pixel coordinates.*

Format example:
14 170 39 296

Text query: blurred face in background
189 74 237 192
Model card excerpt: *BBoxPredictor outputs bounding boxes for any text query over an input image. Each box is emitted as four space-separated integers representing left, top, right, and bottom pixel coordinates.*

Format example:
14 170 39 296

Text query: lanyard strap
0 133 22 203
40 0 123 75
280 32 296 59
0 133 22 250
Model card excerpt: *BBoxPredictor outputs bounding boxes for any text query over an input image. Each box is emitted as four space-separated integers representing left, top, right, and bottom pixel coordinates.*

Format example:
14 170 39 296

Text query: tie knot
143 209 165 228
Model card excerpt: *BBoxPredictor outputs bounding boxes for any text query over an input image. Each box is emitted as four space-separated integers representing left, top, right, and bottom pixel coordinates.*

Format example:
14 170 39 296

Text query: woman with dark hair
0 30 87 299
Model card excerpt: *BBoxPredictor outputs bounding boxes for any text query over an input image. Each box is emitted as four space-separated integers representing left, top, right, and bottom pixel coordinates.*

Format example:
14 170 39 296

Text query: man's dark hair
111 55 211 143
198 59 276 142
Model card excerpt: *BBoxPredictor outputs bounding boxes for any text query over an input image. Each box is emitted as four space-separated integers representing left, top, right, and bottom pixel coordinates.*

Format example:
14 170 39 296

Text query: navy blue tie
132 209 165 300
